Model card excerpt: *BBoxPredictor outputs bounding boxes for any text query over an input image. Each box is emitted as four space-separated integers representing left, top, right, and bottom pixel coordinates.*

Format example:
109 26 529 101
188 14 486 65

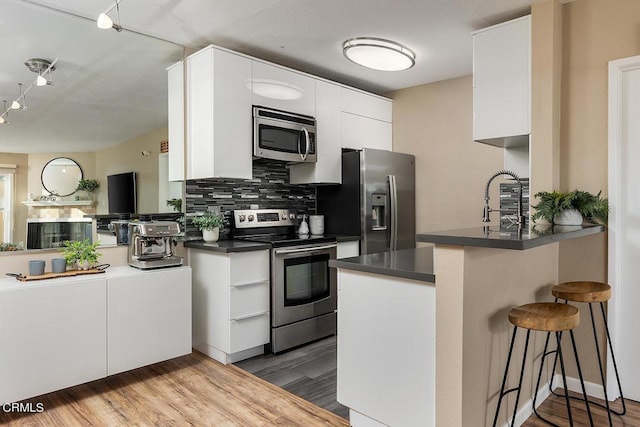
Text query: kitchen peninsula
330 224 604 427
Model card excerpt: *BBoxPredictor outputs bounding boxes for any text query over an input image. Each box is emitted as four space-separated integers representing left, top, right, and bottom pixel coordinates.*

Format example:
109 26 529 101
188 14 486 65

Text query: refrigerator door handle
388 174 398 251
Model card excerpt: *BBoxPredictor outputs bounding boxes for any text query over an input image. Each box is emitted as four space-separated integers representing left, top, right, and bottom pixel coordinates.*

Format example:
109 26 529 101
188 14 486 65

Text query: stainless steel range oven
233 209 337 353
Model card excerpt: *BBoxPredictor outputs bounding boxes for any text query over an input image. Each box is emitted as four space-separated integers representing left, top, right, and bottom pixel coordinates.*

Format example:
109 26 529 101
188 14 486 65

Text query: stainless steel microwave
253 106 317 163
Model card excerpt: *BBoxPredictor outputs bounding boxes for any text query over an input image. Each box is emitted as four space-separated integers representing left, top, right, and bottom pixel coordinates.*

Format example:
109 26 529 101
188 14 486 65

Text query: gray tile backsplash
500 179 530 228
185 159 316 238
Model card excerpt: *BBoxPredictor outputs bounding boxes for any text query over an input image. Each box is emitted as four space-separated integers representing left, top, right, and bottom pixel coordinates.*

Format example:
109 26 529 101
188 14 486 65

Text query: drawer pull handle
231 280 267 288
231 311 268 321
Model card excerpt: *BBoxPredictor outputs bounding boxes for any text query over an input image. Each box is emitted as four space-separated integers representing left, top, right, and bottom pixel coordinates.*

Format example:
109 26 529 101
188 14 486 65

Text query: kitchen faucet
482 170 526 227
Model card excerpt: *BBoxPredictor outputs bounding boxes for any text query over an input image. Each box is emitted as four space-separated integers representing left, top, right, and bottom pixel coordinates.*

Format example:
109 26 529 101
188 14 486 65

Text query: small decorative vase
202 227 220 243
553 209 583 226
77 260 91 271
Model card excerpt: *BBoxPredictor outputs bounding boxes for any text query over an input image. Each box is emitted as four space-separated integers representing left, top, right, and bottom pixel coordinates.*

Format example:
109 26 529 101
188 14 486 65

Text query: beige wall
389 76 504 233
94 127 167 214
561 0 640 193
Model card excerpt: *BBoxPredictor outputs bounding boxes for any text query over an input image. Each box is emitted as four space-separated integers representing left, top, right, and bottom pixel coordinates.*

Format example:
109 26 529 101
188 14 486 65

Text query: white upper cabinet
251 61 316 117
167 61 184 181
341 87 392 123
290 80 342 184
341 112 392 151
187 46 253 180
473 15 531 147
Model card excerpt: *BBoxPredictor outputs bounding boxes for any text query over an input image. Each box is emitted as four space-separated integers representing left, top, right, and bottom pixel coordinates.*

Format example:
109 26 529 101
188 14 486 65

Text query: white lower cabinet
337 240 360 259
0 266 192 404
337 269 435 427
107 267 192 375
0 277 107 404
190 248 270 364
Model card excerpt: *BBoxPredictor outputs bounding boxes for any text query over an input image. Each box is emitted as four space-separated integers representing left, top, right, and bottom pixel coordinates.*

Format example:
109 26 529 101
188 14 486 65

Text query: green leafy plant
166 198 182 212
60 239 102 268
76 179 100 193
532 190 608 224
192 212 227 231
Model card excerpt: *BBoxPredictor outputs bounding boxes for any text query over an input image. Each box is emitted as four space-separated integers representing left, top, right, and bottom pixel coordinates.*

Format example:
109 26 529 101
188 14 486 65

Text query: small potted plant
60 239 102 270
76 179 100 201
166 198 182 212
192 212 227 242
532 190 608 225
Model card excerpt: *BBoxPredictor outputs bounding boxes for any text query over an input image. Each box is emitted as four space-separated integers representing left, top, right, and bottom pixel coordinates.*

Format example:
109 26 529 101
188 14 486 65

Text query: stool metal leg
569 329 594 426
600 301 627 416
588 302 613 425
492 326 531 427
556 331 574 426
533 329 557 418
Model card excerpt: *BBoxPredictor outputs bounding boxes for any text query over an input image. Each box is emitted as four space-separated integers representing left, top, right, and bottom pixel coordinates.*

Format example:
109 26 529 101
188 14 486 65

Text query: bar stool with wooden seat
492 302 594 427
536 281 626 426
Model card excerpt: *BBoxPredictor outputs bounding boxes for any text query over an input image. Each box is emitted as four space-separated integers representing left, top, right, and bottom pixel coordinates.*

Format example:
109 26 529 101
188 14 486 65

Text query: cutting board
15 268 106 282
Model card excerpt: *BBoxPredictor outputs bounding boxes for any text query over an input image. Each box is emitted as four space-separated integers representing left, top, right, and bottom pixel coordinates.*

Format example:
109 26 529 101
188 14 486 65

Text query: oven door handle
274 244 337 255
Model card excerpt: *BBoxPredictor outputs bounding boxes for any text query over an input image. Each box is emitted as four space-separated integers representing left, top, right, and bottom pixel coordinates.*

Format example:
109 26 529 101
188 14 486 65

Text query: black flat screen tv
107 172 137 214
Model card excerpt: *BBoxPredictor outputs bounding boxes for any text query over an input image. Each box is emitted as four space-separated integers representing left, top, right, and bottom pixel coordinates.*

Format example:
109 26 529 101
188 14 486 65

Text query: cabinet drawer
230 280 269 320
229 312 270 353
229 250 269 285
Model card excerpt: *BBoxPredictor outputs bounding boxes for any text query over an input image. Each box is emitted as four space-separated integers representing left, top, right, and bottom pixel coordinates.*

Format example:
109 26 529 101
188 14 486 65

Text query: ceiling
1 0 536 154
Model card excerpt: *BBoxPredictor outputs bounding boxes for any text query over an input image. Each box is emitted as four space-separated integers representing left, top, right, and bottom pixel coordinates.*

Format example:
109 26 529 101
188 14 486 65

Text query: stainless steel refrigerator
317 148 416 255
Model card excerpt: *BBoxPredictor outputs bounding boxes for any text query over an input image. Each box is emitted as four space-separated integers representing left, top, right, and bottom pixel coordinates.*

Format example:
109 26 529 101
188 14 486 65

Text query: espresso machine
127 221 183 269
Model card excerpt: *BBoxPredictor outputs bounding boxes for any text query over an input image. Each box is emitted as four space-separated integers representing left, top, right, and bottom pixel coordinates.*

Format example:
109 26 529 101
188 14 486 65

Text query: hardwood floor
0 351 348 426
235 335 349 420
522 390 640 426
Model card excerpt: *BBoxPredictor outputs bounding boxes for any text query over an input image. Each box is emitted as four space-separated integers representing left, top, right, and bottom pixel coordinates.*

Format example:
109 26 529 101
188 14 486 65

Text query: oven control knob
281 214 287 220
248 214 255 222
238 215 246 222
289 213 296 220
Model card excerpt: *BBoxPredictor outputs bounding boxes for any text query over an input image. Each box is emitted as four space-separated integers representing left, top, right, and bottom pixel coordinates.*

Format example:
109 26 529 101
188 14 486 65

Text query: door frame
607 54 640 398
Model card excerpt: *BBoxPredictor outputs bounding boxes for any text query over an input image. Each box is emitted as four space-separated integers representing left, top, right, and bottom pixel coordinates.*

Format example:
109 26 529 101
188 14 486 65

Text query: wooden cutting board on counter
14 268 106 282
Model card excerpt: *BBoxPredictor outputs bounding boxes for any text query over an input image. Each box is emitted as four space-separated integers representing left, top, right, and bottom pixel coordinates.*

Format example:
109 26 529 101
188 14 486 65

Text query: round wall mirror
41 157 83 197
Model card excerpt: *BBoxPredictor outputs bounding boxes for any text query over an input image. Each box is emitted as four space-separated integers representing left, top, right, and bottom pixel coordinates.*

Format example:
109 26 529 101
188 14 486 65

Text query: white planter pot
202 227 220 242
553 209 583 226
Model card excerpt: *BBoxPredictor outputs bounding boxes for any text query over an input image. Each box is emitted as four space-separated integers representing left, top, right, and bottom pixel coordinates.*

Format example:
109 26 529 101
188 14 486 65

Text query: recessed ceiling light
342 37 416 71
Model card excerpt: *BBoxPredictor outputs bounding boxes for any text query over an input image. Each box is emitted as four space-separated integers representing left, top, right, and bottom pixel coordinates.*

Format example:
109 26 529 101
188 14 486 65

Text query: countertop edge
416 224 604 250
329 247 435 283
184 240 271 253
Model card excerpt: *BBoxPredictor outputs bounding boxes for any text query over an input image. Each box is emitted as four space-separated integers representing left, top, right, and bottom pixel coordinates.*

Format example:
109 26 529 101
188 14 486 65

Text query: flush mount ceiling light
97 0 124 32
342 37 416 71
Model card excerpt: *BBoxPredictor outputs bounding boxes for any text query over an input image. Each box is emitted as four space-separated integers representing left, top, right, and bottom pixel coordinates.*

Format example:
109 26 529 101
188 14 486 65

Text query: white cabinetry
251 61 316 117
107 267 192 375
337 240 360 259
337 269 435 426
473 15 531 147
0 267 192 404
187 46 252 179
342 112 392 151
290 80 342 184
167 61 184 181
341 87 392 151
191 249 270 364
0 277 107 404
342 88 392 122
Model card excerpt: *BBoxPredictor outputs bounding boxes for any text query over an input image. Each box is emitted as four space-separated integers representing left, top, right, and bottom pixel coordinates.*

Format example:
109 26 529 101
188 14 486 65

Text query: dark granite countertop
184 240 271 253
330 247 435 283
416 224 604 250
333 235 361 242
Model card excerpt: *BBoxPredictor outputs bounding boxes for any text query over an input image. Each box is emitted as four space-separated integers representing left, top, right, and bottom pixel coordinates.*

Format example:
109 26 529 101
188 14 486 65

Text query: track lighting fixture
97 0 124 32
0 58 58 126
